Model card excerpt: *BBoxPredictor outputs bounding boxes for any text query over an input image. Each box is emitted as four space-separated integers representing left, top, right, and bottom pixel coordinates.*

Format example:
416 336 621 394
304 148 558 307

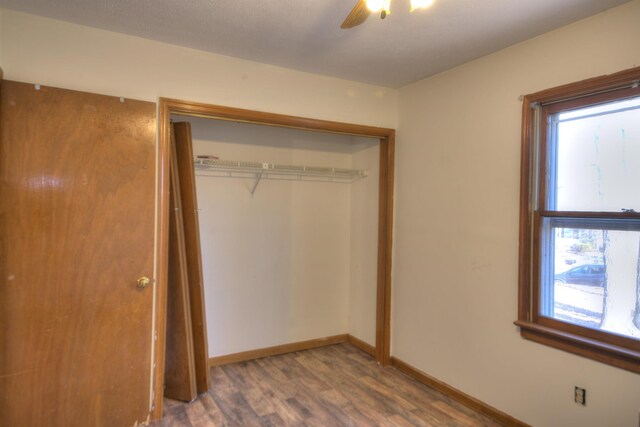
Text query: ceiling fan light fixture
410 0 434 12
366 0 391 14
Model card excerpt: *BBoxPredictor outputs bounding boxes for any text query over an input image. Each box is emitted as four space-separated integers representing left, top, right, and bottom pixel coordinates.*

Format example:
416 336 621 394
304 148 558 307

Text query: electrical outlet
574 386 586 406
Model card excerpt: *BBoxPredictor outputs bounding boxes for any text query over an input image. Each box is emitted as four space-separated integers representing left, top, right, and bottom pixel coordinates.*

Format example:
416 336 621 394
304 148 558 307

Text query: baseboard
209 334 349 367
346 334 376 356
390 357 530 427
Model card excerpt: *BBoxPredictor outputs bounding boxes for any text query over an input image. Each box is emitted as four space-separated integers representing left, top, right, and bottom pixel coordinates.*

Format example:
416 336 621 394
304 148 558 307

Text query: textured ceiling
0 0 631 88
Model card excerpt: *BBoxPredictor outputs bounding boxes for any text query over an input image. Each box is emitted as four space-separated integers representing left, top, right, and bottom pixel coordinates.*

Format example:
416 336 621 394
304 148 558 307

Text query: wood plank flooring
151 343 503 426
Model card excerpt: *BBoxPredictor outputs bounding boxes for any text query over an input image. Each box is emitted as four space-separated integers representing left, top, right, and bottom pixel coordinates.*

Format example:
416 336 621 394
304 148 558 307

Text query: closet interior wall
172 115 379 357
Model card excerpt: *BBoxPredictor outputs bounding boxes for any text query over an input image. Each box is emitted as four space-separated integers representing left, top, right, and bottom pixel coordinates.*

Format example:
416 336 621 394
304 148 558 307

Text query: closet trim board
153 98 396 419
377 134 395 366
162 98 394 138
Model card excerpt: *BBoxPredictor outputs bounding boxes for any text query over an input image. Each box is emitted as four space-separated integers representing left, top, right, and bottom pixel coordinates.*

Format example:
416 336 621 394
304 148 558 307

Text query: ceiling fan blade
341 0 371 29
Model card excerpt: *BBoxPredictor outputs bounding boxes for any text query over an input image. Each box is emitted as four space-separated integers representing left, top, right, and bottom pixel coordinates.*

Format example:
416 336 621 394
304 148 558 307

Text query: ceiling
0 0 630 88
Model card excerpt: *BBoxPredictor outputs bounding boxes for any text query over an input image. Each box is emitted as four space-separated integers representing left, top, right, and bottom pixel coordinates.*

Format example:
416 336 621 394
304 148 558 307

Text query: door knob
137 277 151 289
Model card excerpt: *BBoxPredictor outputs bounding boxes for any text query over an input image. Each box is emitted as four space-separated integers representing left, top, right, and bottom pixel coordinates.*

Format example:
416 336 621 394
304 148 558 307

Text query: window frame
517 66 640 374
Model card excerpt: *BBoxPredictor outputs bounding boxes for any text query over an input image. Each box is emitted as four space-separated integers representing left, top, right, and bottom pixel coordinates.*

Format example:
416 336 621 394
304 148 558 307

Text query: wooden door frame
152 98 396 419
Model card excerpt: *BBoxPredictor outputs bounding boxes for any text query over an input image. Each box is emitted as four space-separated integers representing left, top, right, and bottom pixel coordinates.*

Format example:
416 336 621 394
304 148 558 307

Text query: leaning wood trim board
153 98 396 420
162 126 198 402
171 122 211 394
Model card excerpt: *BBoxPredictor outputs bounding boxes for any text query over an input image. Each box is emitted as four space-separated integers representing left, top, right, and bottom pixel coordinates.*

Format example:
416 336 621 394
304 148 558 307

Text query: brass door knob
137 277 151 289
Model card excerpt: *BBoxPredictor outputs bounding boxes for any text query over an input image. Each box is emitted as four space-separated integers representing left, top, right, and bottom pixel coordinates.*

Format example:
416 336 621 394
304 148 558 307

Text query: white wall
184 117 379 356
0 10 396 128
394 2 640 426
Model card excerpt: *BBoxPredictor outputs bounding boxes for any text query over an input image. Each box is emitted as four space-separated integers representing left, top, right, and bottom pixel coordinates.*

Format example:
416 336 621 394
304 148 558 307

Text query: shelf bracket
250 170 264 195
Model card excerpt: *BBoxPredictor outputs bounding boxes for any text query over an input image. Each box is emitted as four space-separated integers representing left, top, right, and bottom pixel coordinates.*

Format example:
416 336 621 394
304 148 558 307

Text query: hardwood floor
151 343 503 426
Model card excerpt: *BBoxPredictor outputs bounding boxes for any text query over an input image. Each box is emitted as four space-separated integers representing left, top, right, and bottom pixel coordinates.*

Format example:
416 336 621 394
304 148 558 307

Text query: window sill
514 320 640 374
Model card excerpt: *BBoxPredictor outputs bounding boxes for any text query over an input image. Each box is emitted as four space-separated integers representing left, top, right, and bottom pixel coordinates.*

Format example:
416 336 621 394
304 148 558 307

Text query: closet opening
153 99 395 418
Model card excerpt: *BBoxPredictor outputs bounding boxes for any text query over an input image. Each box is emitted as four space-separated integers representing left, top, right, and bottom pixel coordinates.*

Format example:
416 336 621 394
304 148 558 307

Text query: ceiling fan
341 0 434 29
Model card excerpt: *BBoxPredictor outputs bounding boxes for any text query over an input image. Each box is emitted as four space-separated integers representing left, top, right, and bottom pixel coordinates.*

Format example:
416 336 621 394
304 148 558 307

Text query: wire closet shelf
194 158 368 187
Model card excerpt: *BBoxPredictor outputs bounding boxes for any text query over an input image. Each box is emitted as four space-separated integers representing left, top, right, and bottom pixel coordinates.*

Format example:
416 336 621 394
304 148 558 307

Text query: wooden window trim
517 66 640 374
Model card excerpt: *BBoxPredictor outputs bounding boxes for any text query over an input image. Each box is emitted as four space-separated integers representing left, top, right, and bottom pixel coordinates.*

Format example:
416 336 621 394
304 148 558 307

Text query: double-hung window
517 67 640 372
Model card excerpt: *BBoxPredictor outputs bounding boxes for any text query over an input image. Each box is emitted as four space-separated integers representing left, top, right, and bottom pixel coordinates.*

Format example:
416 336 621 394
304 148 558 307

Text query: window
517 67 640 373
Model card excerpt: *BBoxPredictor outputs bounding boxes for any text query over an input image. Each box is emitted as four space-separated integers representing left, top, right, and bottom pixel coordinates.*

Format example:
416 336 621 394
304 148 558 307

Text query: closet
156 98 395 417
173 116 381 360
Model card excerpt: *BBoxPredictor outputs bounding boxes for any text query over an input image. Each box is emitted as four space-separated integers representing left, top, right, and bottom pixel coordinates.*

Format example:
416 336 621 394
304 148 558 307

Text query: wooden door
0 81 157 426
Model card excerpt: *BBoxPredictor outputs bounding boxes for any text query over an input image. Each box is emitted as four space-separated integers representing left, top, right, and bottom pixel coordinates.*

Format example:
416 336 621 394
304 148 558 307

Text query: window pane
551 96 640 212
540 224 640 340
